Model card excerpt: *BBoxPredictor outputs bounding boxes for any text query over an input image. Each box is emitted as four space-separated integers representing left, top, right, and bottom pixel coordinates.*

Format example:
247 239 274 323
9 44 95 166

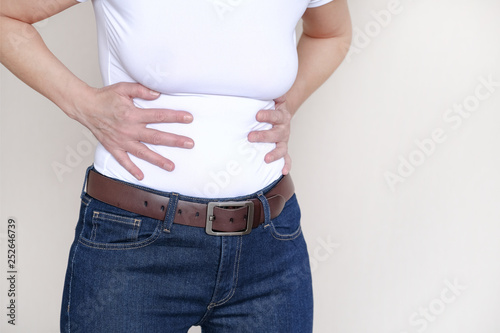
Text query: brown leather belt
86 169 294 236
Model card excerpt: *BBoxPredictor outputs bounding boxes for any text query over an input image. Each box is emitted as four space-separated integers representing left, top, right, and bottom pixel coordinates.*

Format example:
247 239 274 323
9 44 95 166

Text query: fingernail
150 90 160 96
184 141 194 148
184 115 193 122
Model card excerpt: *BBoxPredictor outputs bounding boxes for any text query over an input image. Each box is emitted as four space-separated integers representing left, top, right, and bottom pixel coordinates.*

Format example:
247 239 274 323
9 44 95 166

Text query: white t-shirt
77 0 335 198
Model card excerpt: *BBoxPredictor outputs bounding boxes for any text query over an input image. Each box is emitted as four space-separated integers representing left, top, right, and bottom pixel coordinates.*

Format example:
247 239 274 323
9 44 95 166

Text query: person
0 0 352 332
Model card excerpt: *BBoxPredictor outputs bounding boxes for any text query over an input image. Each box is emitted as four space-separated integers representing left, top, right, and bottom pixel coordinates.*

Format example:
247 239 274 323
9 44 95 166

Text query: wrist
284 83 308 117
284 95 301 117
61 81 97 123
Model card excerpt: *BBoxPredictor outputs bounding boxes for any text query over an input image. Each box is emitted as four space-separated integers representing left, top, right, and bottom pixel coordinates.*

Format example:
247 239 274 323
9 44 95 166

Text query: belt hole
177 209 182 215
229 218 234 223
160 205 165 212
243 214 248 221
195 212 199 217
144 201 148 207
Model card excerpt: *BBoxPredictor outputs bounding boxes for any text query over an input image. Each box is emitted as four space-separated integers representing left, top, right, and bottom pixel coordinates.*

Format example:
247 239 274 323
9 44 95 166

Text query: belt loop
80 165 93 199
163 193 179 232
257 191 271 225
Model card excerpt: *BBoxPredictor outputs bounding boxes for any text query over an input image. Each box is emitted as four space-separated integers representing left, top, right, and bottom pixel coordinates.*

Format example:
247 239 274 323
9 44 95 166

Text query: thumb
119 82 161 101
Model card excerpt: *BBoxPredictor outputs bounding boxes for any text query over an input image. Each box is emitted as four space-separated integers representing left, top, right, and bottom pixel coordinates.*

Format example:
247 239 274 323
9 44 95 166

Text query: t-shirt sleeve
307 0 335 8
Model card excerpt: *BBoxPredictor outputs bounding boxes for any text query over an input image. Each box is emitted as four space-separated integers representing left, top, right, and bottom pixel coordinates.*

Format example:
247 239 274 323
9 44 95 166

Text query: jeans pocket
266 194 302 241
78 195 162 250
89 211 142 243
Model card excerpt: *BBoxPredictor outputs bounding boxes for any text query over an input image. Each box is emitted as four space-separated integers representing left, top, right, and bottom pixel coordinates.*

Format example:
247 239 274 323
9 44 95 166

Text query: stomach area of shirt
93 93 285 198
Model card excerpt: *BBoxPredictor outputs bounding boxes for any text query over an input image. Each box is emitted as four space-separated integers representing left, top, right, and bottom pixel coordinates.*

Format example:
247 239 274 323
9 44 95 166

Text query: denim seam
66 197 92 333
257 192 271 225
77 221 162 250
90 212 143 242
132 219 141 241
91 212 143 226
207 236 225 307
81 194 92 206
195 236 225 326
210 235 242 307
195 306 213 326
269 225 303 241
90 212 98 241
163 193 179 232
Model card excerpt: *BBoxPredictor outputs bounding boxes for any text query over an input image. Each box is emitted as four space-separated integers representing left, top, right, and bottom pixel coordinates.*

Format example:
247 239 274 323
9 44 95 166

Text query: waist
85 167 295 235
94 93 285 198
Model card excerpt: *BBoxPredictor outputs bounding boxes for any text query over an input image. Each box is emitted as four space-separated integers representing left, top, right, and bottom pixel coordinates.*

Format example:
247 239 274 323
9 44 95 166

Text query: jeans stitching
133 218 141 241
195 306 213 327
207 236 225 308
81 194 91 206
66 197 92 333
91 212 143 226
77 220 162 250
90 212 143 242
269 224 303 241
90 212 98 241
163 193 179 232
211 235 242 307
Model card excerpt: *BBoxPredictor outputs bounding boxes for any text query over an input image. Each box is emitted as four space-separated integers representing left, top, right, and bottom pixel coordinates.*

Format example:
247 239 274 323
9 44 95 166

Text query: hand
74 82 194 180
248 95 292 175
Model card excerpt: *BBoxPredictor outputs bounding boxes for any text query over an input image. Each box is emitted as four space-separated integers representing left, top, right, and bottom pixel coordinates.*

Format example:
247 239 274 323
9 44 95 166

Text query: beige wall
1 0 500 332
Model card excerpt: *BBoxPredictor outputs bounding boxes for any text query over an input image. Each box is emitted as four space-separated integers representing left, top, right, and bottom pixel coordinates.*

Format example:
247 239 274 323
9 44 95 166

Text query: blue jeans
60 167 313 333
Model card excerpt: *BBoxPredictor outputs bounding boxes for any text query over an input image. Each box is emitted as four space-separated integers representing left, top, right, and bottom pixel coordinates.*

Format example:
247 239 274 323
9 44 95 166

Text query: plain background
1 0 500 332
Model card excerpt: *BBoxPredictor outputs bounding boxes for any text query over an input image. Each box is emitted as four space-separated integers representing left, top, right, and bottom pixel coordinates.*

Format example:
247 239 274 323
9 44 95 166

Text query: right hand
73 82 194 180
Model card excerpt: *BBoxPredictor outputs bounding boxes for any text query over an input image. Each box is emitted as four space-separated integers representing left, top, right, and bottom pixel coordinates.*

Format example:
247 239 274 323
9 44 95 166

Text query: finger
256 109 284 124
264 143 288 164
115 82 163 101
248 128 284 143
112 150 144 180
128 142 176 172
136 108 193 124
140 129 194 148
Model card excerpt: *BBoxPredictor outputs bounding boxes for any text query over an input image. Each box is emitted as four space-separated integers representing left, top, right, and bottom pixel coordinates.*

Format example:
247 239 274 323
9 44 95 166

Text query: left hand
248 95 292 175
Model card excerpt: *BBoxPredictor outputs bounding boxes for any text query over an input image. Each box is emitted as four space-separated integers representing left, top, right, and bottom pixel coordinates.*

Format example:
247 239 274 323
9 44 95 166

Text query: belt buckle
206 201 254 236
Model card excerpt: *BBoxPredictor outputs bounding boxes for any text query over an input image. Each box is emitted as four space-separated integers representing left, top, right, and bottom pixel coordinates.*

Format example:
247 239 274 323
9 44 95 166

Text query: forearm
287 31 351 115
1 6 197 179
0 15 92 119
286 30 351 116
285 0 353 116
